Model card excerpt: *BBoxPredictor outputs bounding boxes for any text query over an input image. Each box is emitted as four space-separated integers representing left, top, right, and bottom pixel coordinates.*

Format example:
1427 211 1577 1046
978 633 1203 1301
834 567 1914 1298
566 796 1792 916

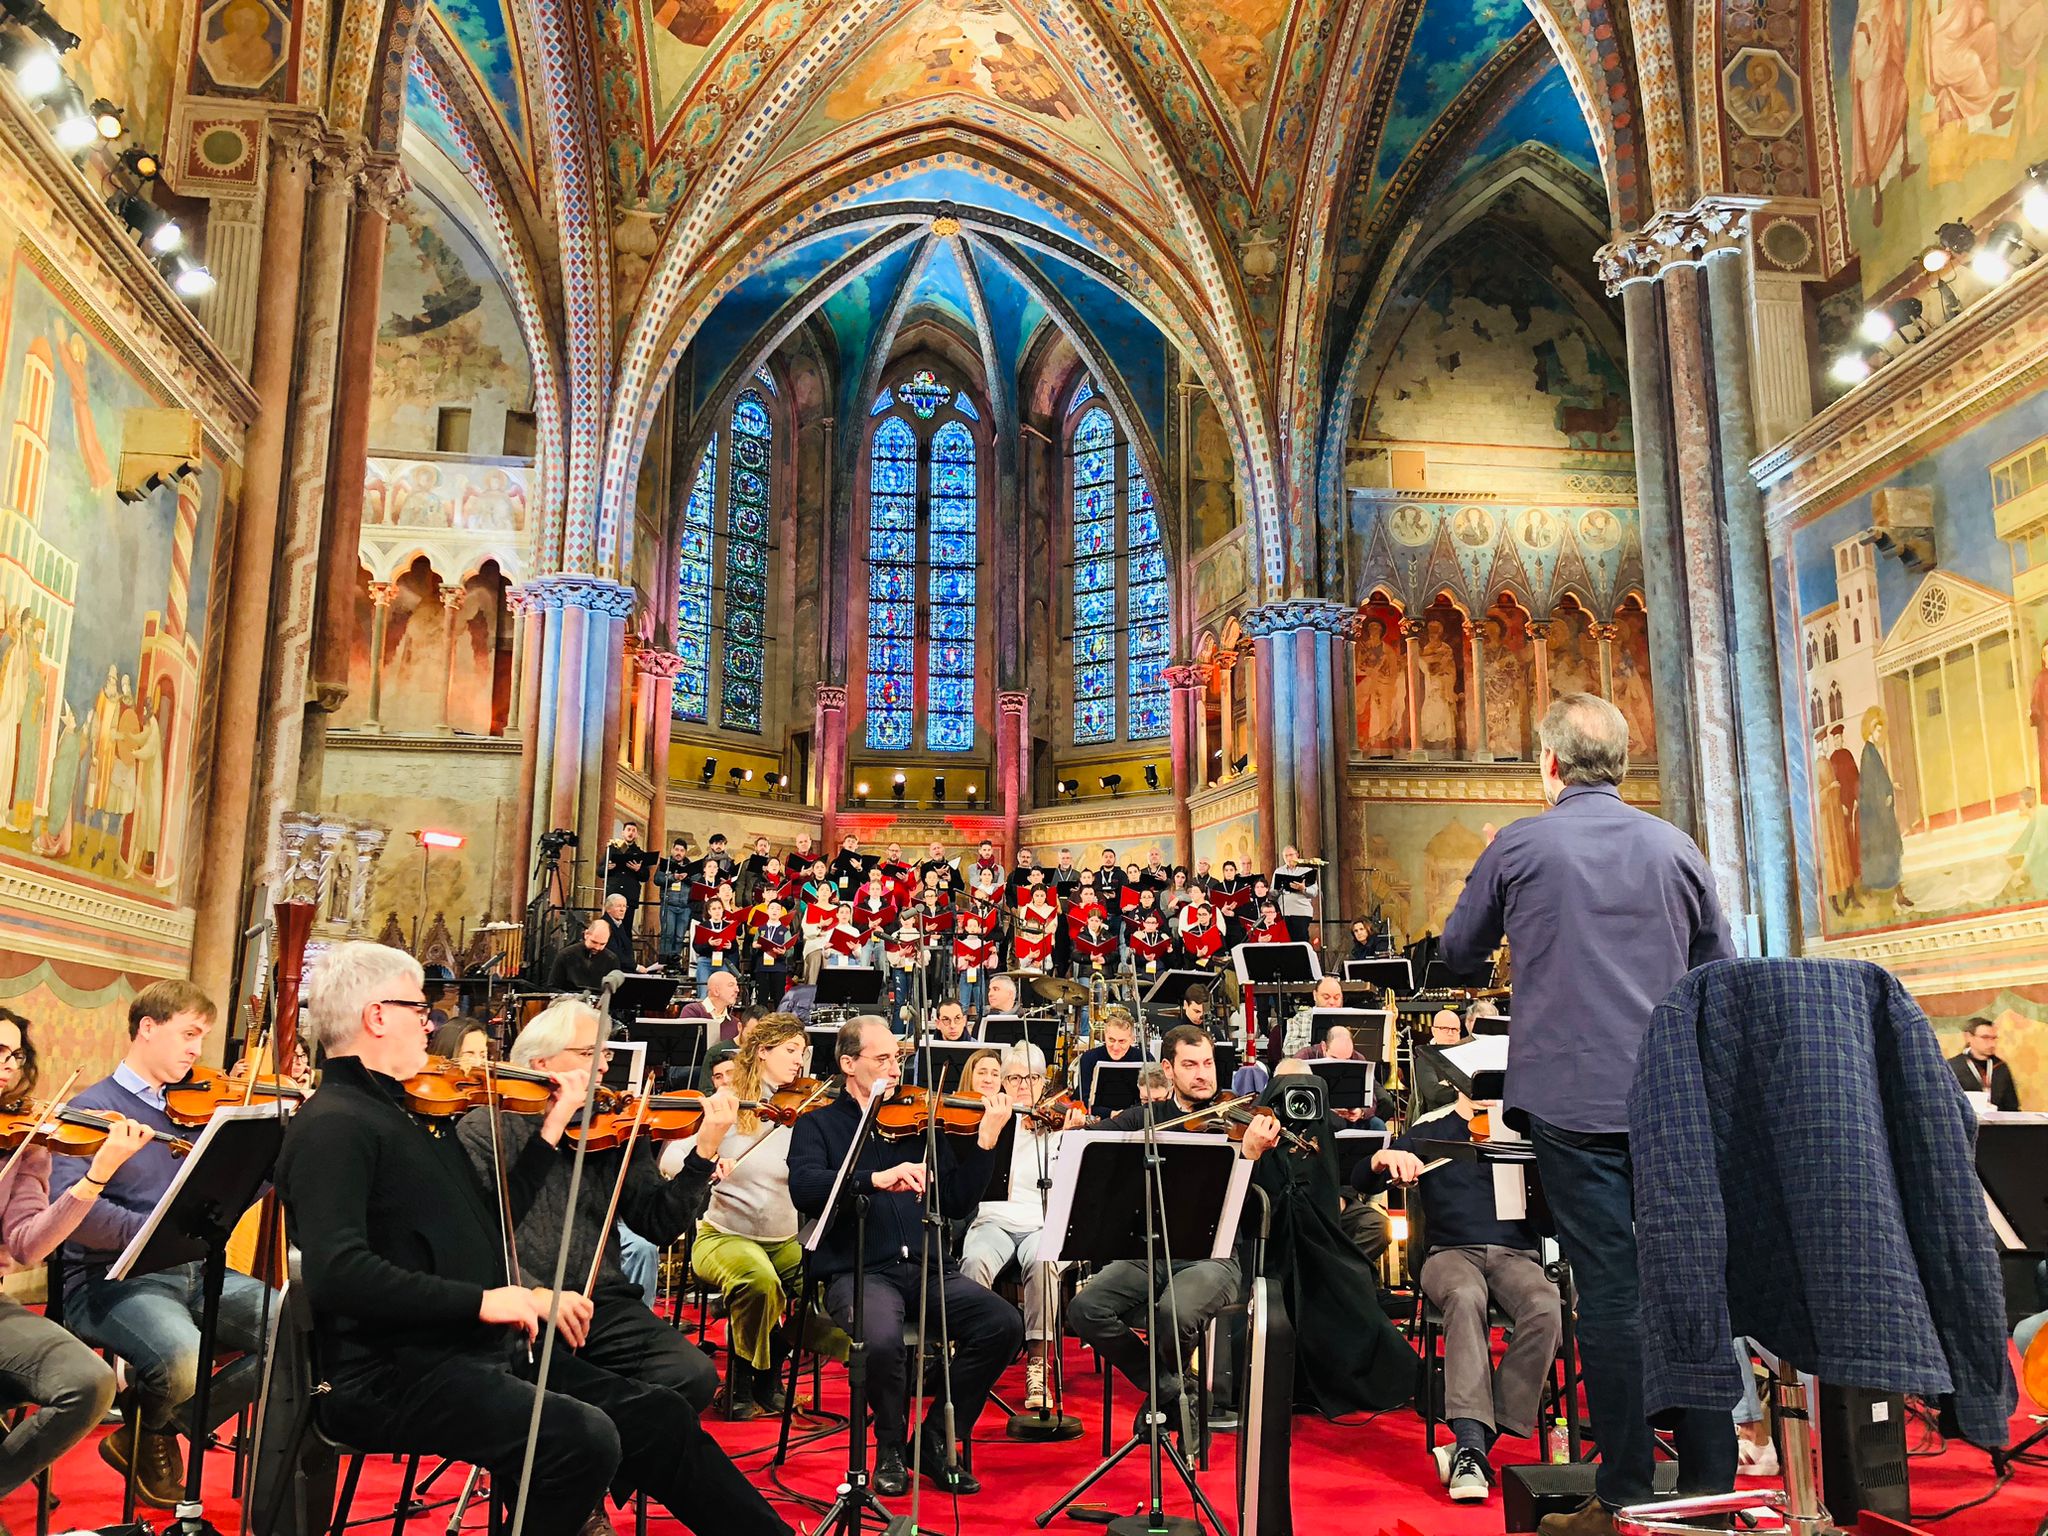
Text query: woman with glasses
0 1006 152 1499
956 1042 1084 1410
680 1014 847 1418
428 1019 490 1073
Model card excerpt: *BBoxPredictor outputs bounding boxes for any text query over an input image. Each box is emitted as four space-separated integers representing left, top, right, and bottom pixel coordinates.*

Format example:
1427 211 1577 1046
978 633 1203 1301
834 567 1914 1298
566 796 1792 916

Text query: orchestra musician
1069 1025 1277 1431
1072 1007 1146 1111
599 894 636 972
678 1014 847 1419
52 980 281 1508
786 1015 1022 1497
548 919 617 993
454 998 722 1412
0 1007 152 1501
982 973 1022 1025
1281 975 1347 1059
280 941 788 1536
1440 693 1735 1536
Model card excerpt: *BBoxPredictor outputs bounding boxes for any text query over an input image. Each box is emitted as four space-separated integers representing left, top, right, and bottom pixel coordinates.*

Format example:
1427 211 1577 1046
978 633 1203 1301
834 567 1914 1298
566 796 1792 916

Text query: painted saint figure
1816 753 1859 917
1482 626 1525 756
1356 617 1408 752
1849 0 1910 219
1857 708 1909 918
1417 619 1460 751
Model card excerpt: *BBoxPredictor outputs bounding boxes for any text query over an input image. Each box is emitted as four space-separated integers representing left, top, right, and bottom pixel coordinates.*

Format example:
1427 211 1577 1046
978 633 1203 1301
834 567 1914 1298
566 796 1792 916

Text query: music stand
1308 1059 1374 1112
111 1106 286 1536
1140 970 1216 1014
1305 1007 1388 1057
1471 1012 1511 1037
1416 1034 1509 1102
1089 1060 1143 1114
627 1015 706 1089
1035 1131 1248 1536
1230 942 1321 987
814 968 886 1009
806 1023 845 1077
907 1038 985 1089
1344 957 1412 993
983 1013 1062 1064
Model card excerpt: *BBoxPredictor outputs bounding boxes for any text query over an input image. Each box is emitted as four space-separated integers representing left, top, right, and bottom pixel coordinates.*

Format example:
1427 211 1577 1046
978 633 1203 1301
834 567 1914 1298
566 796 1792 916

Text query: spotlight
700 757 717 784
743 768 754 783
51 102 96 152
855 781 870 806
1884 296 1926 343
149 218 183 255
1057 778 1080 801
726 766 746 793
1971 240 2011 285
168 258 214 299
965 785 978 803
116 146 158 181
2026 164 2048 231
109 190 180 254
88 96 121 140
1921 245 1950 273
1858 308 1894 344
23 12 78 54
892 772 906 802
4 39 60 99
932 775 947 806
1830 351 1872 386
1935 221 1977 266
1143 764 1160 791
1232 754 1250 773
1099 773 1123 799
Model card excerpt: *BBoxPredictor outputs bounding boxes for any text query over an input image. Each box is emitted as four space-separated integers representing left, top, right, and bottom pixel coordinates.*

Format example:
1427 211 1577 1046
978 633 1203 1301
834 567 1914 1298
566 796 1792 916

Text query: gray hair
307 941 422 1055
1536 692 1629 786
1000 1041 1047 1076
513 996 606 1067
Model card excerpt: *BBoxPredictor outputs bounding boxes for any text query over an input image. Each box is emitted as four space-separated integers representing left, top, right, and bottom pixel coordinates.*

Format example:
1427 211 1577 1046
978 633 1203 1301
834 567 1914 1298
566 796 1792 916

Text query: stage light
2026 165 2048 231
167 258 213 299
1232 754 1250 773
51 102 95 151
417 829 465 850
892 772 906 802
23 12 78 55
1143 764 1160 791
1883 297 1925 343
1099 773 1122 799
700 757 717 784
5 40 60 99
1057 778 1079 801
88 96 121 139
1921 245 1950 273
855 780 870 806
932 775 947 806
1858 308 1894 344
148 217 182 255
1829 352 1871 386
116 145 158 181
965 785 978 803
1971 240 2010 285
726 766 746 793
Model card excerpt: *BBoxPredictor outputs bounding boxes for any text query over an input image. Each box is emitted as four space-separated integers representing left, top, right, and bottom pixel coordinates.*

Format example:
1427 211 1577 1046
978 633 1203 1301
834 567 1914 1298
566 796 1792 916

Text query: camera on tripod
537 827 579 855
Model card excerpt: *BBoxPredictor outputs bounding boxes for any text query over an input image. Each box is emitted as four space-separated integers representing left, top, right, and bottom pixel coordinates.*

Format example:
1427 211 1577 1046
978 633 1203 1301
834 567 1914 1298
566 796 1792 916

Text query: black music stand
1305 1007 1388 1057
1034 1130 1249 1536
1229 942 1321 987
1344 957 1413 993
814 968 886 1009
1979 1121 2048 1475
806 1023 846 1076
1140 970 1216 1015
628 1014 706 1089
1415 1037 1508 1102
982 1012 1062 1064
110 1106 286 1536
605 974 676 1024
905 1038 985 1089
1089 1060 1143 1115
1308 1059 1373 1113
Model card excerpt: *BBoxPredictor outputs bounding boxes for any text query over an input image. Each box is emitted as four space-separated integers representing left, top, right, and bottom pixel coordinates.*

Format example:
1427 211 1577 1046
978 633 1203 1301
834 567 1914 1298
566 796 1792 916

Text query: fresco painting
1153 0 1309 146
1369 0 1531 205
1831 0 2048 295
1360 802 1547 944
431 0 532 158
0 258 221 902
1354 592 1408 753
1458 64 1602 183
372 189 534 454
47 0 182 146
1781 383 2048 939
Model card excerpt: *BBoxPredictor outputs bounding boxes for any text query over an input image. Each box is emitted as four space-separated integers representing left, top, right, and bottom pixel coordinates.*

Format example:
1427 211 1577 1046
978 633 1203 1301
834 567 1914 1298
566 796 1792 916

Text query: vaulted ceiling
391 0 1628 592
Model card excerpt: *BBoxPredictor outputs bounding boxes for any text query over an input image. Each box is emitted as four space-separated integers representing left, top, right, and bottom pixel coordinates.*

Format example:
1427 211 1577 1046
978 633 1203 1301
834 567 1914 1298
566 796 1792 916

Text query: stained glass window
1067 405 1170 743
1071 378 1094 410
897 369 950 419
754 366 777 395
927 420 977 752
721 390 770 732
870 389 893 416
864 387 983 752
673 435 717 724
1071 407 1117 745
952 391 978 421
866 415 917 749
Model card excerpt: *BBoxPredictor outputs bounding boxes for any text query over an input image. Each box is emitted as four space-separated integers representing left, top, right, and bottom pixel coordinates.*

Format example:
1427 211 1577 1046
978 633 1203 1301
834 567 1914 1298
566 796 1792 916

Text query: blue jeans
1526 1116 1735 1510
887 968 915 1030
695 955 734 992
658 899 692 961
956 974 986 1017
616 1224 660 1306
67 1262 277 1433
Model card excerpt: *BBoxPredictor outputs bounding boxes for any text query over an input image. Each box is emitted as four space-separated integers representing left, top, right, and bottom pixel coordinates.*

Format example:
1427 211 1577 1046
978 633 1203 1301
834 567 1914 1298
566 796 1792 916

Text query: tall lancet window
1069 391 1169 743
673 384 777 732
863 378 984 751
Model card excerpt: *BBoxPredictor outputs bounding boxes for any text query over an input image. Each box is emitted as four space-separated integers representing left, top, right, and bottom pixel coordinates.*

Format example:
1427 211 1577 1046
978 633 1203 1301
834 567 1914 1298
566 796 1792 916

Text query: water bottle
1549 1415 1569 1464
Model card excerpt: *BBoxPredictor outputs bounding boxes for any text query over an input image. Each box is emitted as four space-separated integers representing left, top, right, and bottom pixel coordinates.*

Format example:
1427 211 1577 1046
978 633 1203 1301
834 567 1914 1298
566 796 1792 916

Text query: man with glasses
454 996 725 1411
52 980 282 1507
958 1043 1085 1409
787 1015 1020 1497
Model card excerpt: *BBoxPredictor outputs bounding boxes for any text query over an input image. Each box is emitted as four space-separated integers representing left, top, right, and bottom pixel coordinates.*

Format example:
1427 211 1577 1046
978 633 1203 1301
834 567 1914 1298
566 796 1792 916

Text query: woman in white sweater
673 1013 846 1418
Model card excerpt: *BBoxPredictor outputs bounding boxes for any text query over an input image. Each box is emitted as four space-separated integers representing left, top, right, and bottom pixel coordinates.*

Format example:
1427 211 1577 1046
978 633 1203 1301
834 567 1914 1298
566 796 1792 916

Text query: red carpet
5 1341 2042 1535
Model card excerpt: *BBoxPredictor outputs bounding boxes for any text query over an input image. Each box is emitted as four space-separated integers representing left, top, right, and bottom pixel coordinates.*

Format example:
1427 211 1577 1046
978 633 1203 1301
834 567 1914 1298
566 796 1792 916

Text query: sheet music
1038 1129 1251 1266
1441 1035 1510 1078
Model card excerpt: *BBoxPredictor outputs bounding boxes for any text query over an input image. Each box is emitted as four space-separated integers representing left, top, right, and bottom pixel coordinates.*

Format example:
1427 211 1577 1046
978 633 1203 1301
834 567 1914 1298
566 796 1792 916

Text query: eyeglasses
1002 1073 1042 1087
855 1050 899 1064
378 999 431 1016
0 1049 26 1069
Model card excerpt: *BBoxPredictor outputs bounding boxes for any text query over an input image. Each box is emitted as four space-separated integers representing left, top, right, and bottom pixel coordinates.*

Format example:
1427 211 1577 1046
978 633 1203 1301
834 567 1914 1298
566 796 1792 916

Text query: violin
873 1085 995 1140
1023 1090 1081 1129
1153 1092 1319 1155
0 1101 194 1158
162 1063 311 1126
398 1056 580 1118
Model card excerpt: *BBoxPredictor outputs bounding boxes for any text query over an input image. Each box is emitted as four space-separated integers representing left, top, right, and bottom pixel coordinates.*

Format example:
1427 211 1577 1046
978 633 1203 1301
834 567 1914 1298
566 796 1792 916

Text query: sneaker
871 1445 908 1497
916 1430 982 1495
1538 1496 1617 1536
1738 1436 1780 1478
1024 1357 1047 1411
1432 1443 1454 1486
1446 1447 1491 1503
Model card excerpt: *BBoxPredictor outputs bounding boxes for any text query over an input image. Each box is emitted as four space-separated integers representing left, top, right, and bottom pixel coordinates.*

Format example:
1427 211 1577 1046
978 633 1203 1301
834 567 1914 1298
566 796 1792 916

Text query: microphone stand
905 970 968 1524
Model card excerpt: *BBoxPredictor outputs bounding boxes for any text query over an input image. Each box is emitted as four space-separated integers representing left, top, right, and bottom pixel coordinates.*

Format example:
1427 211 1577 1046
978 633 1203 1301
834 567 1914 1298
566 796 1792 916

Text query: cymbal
1030 976 1089 1006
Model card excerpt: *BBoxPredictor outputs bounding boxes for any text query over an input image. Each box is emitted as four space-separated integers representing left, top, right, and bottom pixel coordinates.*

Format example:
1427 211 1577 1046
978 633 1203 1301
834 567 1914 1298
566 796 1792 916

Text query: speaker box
1818 1384 1910 1521
1501 1462 1678 1532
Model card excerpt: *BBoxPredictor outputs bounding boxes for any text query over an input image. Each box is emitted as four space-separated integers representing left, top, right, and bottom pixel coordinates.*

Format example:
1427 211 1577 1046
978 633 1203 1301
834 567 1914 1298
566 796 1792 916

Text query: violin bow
480 1056 526 1299
0 1069 80 1192
581 1089 652 1300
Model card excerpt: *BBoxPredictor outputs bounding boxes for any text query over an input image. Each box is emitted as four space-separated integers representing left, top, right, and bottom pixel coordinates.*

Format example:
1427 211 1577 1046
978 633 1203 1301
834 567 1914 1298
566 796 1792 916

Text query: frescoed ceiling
1366 0 1530 212
426 0 535 180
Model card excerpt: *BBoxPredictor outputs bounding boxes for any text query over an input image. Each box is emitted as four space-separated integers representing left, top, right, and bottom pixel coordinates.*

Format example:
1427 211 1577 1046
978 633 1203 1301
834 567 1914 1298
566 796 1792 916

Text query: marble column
510 589 544 911
1592 621 1619 697
636 649 683 935
815 684 848 849
1466 624 1488 761
190 115 321 1005
438 582 465 733
1163 666 1205 866
1249 632 1280 874
1398 618 1425 752
1528 620 1554 719
300 153 407 804
996 690 1028 860
1216 650 1237 778
1192 664 1212 788
364 581 395 730
1243 601 1355 873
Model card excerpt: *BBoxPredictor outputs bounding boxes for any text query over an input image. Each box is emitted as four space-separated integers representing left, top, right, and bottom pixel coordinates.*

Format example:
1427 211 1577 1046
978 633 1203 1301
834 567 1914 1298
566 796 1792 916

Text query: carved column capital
635 647 684 680
996 689 1029 717
439 582 465 612
816 683 848 712
267 113 328 173
1595 196 1764 294
357 154 412 220
1588 622 1621 644
1525 620 1555 643
1241 597 1354 638
368 580 397 609
1397 618 1428 642
1162 663 1209 691
523 574 635 618
310 135 367 192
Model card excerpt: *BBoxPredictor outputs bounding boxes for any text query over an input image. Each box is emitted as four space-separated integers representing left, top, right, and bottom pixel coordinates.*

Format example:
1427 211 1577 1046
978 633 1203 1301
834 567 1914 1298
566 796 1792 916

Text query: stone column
199 192 265 375
1243 601 1355 871
190 115 321 1005
1291 626 1323 857
636 649 682 934
1215 650 1237 777
1398 618 1425 752
815 684 848 849
1466 623 1488 761
364 581 395 730
512 591 553 912
505 589 530 739
1745 270 1814 451
996 690 1028 859
1249 631 1280 874
1592 621 1619 697
1528 620 1554 718
1163 666 1205 865
299 153 407 806
1192 663 1212 787
438 582 466 733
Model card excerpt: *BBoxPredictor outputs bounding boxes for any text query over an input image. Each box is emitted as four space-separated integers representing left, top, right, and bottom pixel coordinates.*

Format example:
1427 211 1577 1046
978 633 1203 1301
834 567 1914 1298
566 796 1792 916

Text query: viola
0 1101 194 1158
162 1064 312 1126
873 1085 994 1140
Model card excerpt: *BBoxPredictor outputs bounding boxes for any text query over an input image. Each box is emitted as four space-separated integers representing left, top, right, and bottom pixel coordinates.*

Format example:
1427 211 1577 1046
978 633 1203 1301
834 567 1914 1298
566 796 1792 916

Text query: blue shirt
1440 783 1733 1134
50 1072 186 1294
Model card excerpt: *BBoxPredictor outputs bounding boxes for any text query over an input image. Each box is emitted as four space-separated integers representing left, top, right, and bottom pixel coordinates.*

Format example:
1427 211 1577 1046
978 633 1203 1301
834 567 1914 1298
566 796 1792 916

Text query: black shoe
720 1363 767 1421
752 1359 787 1414
872 1446 908 1497
916 1431 981 1495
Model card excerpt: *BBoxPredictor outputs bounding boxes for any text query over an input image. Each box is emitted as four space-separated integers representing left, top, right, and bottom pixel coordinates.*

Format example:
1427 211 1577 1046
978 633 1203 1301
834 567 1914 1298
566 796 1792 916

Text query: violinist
677 1015 846 1419
51 980 281 1508
454 997 723 1412
429 1019 491 1074
0 1008 151 1500
281 942 788 1536
548 919 618 993
786 1015 1021 1498
1068 1025 1276 1431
